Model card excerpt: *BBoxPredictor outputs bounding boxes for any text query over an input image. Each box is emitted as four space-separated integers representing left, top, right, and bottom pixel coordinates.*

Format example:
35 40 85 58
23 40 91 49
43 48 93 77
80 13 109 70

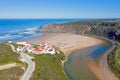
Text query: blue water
0 19 78 43
64 44 109 80
89 45 108 59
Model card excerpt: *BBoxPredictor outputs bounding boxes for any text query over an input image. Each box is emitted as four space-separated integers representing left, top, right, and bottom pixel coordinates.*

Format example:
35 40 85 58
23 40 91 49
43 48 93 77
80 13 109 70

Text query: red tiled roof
42 42 46 44
35 47 44 51
55 50 59 53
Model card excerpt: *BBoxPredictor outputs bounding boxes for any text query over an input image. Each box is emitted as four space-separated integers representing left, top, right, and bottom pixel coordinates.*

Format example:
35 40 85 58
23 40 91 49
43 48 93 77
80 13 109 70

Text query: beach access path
0 63 17 70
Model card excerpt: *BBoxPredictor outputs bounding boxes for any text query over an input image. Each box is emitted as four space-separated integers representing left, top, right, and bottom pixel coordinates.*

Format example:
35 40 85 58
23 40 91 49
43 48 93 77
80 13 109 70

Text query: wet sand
64 44 108 80
26 33 103 57
25 33 106 80
87 58 104 80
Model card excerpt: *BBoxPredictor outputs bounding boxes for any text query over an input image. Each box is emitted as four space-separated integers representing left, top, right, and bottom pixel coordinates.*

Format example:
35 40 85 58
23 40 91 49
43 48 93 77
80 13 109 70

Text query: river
64 43 109 80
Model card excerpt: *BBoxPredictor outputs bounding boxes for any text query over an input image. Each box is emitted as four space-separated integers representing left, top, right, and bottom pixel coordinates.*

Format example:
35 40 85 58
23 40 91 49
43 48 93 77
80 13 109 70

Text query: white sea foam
8 27 38 34
0 27 39 42
19 31 35 35
26 27 38 31
0 34 22 40
8 30 23 33
19 27 38 35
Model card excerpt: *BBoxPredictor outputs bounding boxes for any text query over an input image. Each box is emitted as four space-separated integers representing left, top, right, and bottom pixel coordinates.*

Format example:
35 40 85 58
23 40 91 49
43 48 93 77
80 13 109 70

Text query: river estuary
64 43 110 80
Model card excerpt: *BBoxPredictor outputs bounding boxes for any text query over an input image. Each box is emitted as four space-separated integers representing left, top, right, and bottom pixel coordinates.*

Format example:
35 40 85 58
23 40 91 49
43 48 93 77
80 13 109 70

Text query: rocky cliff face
37 24 91 34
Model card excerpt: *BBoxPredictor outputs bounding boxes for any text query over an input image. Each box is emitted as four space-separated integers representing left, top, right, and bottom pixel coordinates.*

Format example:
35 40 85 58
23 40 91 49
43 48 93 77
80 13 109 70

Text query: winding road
9 44 35 80
20 51 35 80
8 36 118 80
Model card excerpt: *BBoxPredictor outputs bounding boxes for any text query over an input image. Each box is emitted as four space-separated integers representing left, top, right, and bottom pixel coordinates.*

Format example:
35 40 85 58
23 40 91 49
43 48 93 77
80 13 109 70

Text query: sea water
0 19 77 43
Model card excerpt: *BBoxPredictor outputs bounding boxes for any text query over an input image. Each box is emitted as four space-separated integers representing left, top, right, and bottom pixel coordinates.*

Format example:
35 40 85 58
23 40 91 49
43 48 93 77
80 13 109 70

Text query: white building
16 41 27 45
27 49 32 53
17 47 23 52
16 41 58 55
7 41 12 44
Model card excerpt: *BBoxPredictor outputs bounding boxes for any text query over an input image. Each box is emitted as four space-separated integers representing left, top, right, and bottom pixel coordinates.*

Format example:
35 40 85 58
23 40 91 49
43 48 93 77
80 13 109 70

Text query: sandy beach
25 33 104 79
25 33 116 80
26 33 103 57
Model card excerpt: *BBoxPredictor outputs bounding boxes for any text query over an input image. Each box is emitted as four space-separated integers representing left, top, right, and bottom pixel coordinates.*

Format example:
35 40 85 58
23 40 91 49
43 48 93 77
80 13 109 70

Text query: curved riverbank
25 33 118 80
83 35 118 80
25 33 104 79
98 37 117 80
64 43 109 80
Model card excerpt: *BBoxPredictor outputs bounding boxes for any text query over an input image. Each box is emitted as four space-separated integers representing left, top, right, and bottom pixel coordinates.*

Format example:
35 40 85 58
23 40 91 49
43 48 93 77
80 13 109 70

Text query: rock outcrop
36 24 91 34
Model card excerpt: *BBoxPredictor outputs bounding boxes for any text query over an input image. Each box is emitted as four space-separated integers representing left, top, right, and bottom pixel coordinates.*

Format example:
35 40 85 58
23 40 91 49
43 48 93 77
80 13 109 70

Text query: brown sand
25 33 118 80
86 58 103 80
25 33 104 80
26 33 103 57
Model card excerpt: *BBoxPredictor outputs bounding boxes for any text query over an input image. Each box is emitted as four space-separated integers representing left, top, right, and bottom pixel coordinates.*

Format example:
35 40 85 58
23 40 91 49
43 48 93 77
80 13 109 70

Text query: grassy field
0 43 27 80
30 53 68 80
0 43 68 80
0 43 20 65
0 66 24 80
12 43 19 49
108 43 120 79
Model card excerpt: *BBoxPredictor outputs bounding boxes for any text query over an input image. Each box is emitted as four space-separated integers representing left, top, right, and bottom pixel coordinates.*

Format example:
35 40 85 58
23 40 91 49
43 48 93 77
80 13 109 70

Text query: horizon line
0 18 119 19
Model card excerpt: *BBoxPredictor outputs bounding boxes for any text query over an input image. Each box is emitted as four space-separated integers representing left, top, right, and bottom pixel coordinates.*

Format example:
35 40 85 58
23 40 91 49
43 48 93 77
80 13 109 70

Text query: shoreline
25 33 103 57
85 35 118 80
25 33 104 79
99 37 117 80
25 33 117 80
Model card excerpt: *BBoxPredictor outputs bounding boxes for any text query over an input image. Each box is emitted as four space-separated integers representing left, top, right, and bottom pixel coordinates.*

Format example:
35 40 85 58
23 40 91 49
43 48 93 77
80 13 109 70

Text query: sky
0 0 120 19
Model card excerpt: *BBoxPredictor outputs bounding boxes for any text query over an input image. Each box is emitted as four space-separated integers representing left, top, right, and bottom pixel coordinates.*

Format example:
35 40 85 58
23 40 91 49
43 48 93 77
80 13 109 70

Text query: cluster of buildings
16 41 59 54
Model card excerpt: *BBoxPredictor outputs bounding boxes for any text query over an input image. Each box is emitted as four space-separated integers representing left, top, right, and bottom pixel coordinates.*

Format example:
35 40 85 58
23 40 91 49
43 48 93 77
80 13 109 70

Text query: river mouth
64 44 109 80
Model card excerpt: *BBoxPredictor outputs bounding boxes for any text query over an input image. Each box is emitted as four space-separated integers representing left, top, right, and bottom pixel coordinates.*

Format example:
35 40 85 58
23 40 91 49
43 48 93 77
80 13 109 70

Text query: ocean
0 19 78 43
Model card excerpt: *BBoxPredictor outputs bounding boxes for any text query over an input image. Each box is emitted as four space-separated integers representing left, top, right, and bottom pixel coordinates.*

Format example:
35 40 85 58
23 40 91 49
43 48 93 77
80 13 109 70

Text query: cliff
36 24 91 34
36 19 120 41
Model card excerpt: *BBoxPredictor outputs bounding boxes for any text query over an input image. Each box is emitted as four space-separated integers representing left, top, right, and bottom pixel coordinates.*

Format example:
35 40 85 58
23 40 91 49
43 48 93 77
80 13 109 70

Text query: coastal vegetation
0 66 24 80
0 43 27 80
38 19 120 41
30 52 67 80
12 43 19 48
108 43 120 79
0 43 20 65
37 19 120 79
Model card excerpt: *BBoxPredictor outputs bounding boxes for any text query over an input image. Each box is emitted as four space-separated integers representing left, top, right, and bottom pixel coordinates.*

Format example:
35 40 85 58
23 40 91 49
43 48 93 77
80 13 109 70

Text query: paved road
20 52 35 80
9 44 35 80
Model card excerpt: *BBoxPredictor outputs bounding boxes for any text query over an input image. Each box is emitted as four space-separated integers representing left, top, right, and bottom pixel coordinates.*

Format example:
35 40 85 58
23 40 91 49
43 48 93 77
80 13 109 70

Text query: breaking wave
0 34 23 41
19 27 38 35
